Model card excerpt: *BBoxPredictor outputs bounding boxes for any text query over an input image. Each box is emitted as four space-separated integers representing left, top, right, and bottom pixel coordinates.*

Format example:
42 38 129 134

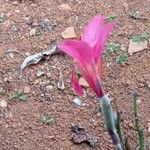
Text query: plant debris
71 123 99 147
21 46 59 70
42 115 55 125
0 13 5 23
57 69 65 90
128 10 147 20
36 71 45 77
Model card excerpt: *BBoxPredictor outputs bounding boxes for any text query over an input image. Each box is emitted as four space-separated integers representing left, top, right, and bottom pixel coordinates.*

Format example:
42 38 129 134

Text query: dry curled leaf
21 46 59 70
71 123 99 147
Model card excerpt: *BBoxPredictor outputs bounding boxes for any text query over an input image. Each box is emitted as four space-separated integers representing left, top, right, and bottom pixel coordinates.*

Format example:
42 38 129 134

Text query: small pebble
0 87 4 94
15 10 20 13
36 71 45 77
97 113 101 117
44 93 52 101
24 86 31 94
90 119 97 126
34 79 40 84
61 26 76 39
46 72 51 78
8 53 14 59
30 28 36 36
45 85 53 92
25 52 30 56
79 77 89 87
11 25 19 32
58 4 71 11
82 103 86 107
126 79 131 85
4 77 8 82
0 100 7 108
73 98 82 106
0 14 5 23
137 99 141 104
0 112 4 117
147 82 150 88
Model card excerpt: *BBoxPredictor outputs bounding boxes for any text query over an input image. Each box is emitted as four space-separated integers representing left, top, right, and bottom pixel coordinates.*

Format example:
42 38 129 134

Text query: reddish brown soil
0 0 150 150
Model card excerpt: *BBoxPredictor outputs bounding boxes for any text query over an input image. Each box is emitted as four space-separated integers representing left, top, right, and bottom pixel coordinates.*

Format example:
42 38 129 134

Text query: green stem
100 95 123 150
115 111 126 149
133 94 145 150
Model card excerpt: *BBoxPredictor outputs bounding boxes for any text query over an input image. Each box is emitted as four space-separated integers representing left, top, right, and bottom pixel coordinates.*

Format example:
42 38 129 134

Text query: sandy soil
0 0 150 149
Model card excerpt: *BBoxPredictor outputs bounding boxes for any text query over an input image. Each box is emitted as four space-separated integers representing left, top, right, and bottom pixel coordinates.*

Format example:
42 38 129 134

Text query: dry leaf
128 40 148 54
71 123 99 147
21 46 59 70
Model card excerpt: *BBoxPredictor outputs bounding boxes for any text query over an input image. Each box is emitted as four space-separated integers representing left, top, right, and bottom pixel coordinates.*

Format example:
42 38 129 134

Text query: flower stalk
101 95 123 150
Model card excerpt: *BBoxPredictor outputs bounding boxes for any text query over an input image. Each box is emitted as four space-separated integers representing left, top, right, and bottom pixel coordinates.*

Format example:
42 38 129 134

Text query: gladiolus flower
59 15 115 97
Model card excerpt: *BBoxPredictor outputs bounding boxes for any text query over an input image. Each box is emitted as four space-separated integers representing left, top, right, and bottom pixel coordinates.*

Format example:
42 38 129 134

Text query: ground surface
0 0 150 150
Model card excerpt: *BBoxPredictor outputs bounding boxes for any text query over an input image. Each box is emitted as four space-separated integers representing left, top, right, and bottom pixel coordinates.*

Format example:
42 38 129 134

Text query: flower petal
81 15 115 59
81 16 105 44
58 40 93 66
71 70 84 96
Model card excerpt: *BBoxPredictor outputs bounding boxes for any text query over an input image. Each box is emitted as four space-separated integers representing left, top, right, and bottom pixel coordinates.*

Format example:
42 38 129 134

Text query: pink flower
59 15 115 97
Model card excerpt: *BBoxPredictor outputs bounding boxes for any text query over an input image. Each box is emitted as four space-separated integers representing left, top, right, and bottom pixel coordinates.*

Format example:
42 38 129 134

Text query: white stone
29 28 36 36
61 27 76 39
0 100 7 108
